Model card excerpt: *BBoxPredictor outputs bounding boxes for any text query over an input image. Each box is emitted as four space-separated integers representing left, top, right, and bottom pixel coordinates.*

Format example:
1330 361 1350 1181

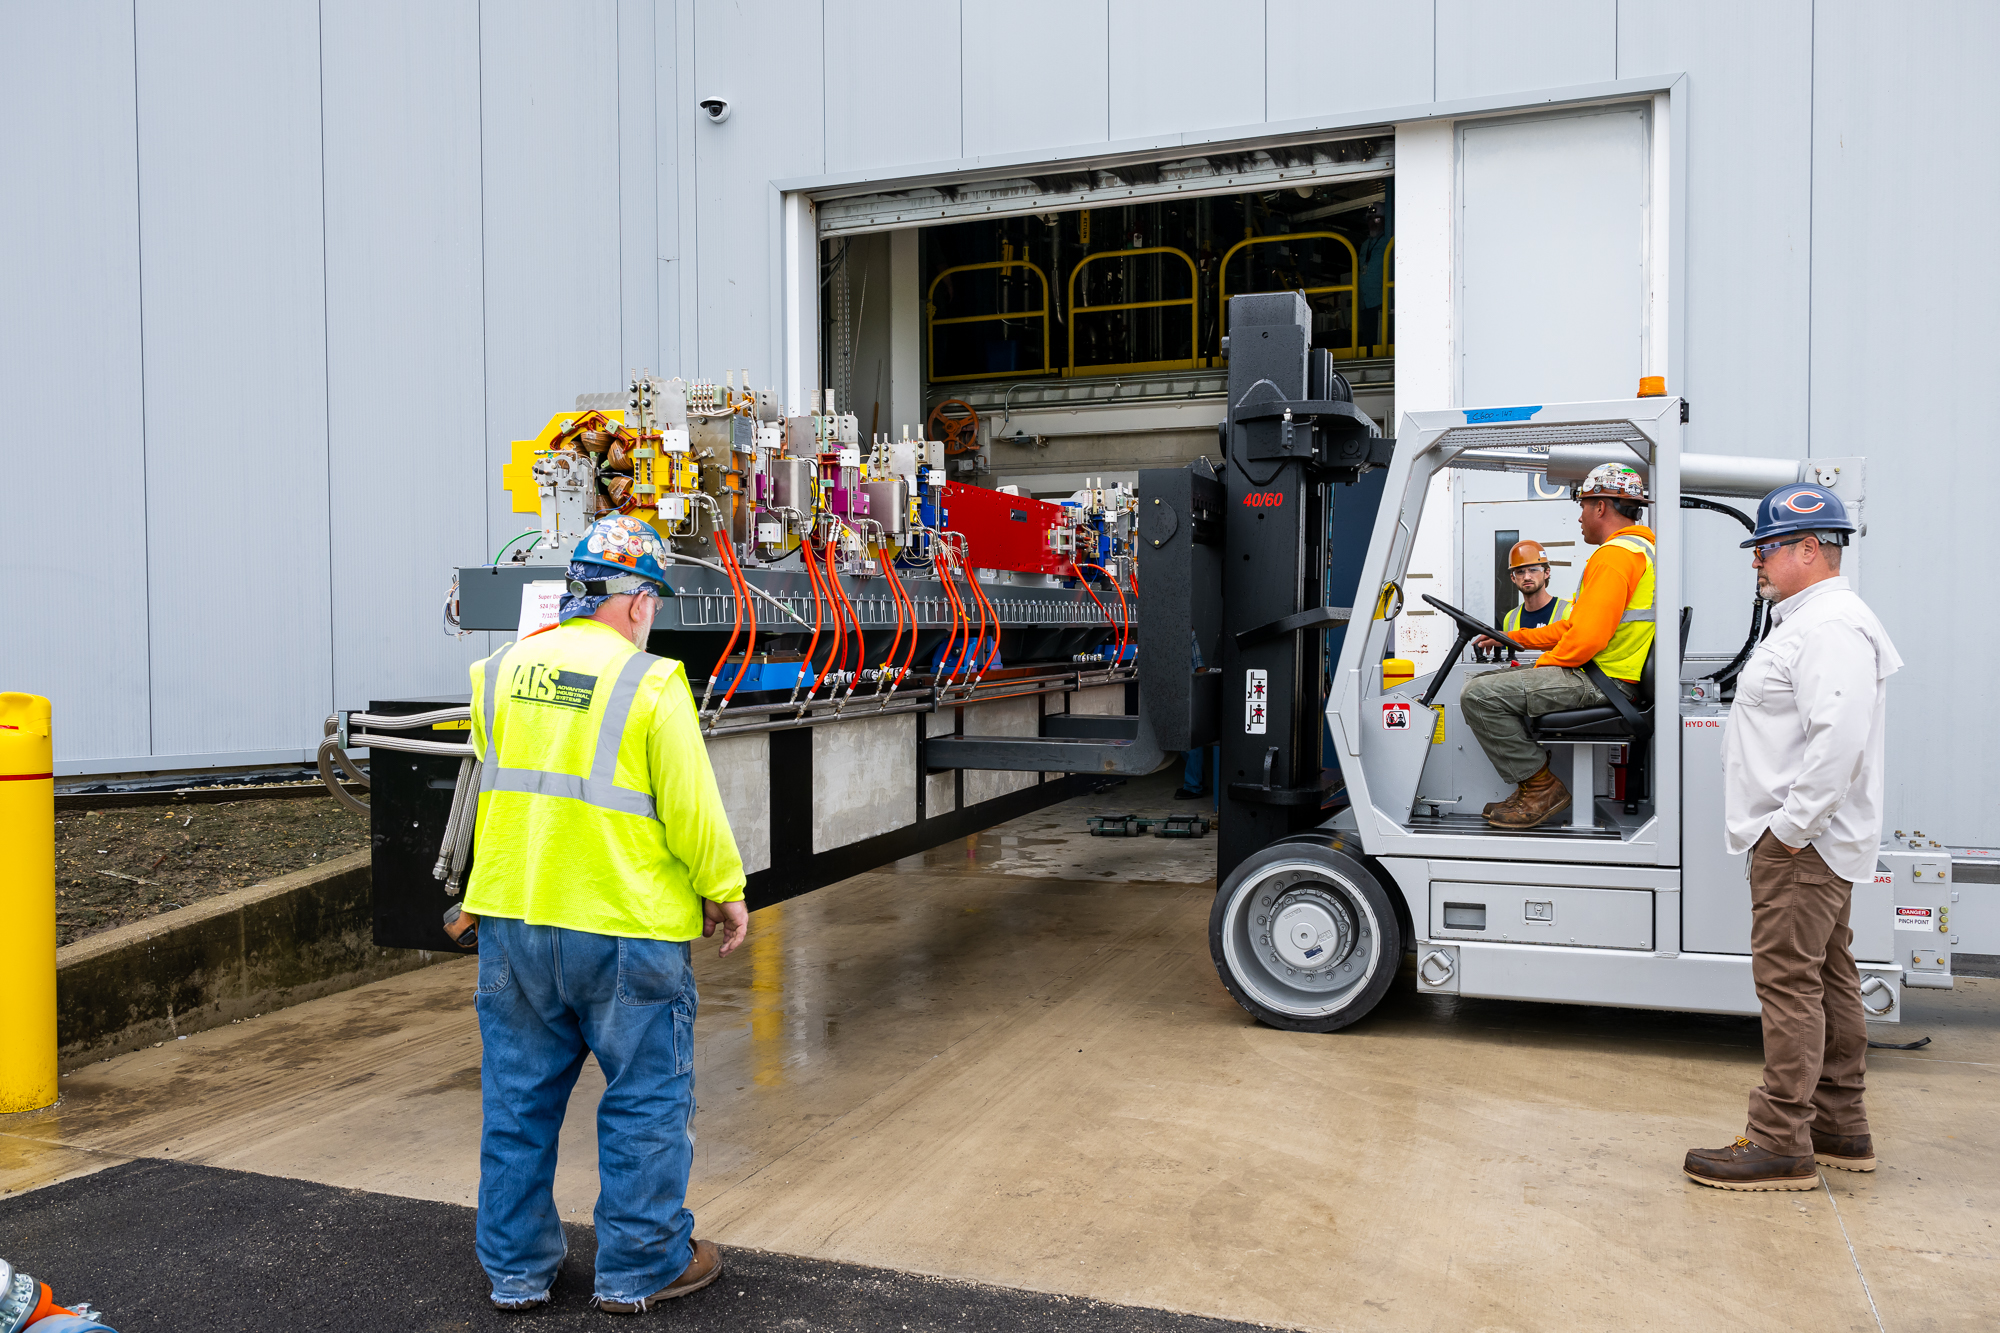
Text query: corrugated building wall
1 0 1994 842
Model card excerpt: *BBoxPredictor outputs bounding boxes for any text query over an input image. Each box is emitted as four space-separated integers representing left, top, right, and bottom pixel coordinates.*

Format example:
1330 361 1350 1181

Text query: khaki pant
1458 665 1632 785
1745 829 1869 1156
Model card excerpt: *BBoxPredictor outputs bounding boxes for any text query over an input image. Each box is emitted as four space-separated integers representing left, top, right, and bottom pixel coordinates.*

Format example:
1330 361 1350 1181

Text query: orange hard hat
1508 539 1552 570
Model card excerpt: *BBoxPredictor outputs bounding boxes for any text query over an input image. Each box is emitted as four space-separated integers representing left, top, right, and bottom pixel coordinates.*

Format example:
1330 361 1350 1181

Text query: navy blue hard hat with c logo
1741 484 1857 548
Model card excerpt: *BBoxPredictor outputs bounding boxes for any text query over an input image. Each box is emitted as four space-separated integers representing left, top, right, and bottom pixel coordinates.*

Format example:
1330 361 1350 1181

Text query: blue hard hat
568 514 674 595
1742 484 1857 548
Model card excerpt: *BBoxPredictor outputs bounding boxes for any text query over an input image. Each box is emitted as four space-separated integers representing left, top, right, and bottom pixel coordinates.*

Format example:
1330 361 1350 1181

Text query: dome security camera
698 97 731 124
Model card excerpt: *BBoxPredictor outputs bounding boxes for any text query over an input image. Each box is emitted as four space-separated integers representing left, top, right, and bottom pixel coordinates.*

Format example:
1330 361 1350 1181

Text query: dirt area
54 798 368 948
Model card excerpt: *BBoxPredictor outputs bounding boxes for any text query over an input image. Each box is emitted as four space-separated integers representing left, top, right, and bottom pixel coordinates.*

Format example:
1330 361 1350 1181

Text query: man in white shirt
1685 484 1902 1192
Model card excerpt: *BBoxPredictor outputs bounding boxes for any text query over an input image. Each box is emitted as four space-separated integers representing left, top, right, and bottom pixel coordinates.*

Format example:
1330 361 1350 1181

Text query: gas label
1894 906 1938 932
1244 669 1268 734
1382 701 1412 730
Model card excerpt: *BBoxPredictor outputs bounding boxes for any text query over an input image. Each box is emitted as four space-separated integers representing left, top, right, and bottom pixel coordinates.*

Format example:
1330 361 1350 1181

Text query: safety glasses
1749 534 1812 562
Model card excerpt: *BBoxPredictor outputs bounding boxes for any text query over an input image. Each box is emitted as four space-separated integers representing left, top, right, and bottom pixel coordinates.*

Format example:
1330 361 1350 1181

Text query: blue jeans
474 916 698 1306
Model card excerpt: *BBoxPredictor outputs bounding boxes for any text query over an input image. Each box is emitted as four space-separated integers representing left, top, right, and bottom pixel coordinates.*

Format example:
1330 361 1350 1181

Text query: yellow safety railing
1219 231 1362 360
926 260 1055 383
1066 246 1201 377
1375 237 1394 358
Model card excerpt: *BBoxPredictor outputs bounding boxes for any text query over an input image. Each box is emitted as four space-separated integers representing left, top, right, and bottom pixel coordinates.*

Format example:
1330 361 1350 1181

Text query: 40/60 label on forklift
1245 669 1268 734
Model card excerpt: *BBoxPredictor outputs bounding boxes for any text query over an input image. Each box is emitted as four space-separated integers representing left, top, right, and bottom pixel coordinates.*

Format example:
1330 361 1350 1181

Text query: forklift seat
1527 644 1655 742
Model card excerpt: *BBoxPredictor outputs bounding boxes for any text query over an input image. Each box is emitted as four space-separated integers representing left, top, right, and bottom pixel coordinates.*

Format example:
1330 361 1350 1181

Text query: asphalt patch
1 1159 1285 1332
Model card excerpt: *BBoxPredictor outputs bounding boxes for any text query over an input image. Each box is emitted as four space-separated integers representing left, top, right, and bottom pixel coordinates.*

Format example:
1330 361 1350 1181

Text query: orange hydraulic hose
794 535 829 705
714 535 757 712
940 544 972 680
802 539 845 707
702 527 747 713
1071 561 1118 661
819 540 848 692
828 539 866 697
1075 561 1130 662
886 557 920 688
963 547 993 681
875 544 907 694
932 548 963 688
963 554 1000 679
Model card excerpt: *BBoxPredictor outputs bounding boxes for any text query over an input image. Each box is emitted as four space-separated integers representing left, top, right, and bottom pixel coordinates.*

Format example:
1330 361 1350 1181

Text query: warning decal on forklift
1382 701 1412 730
1894 906 1937 932
1245 669 1268 735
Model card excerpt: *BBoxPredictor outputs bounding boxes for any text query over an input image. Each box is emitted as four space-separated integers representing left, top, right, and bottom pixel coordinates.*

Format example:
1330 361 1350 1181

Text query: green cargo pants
1458 665 1635 785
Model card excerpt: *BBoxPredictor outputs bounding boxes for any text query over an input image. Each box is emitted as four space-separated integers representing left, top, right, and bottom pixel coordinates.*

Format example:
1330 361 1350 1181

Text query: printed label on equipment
1431 707 1446 744
1894 906 1937 932
1683 717 1724 730
1245 669 1268 734
1382 701 1412 730
516 580 564 637
1872 873 1894 885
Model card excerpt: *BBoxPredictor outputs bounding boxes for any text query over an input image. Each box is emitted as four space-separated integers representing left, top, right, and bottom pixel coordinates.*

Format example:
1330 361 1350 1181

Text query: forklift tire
1209 835 1402 1032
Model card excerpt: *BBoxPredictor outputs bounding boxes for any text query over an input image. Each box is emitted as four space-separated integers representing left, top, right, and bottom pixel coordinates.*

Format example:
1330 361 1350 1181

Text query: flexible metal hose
1679 496 1764 686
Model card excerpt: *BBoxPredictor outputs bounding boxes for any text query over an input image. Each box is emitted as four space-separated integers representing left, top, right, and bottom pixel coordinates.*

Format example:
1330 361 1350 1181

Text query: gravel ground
54 798 367 947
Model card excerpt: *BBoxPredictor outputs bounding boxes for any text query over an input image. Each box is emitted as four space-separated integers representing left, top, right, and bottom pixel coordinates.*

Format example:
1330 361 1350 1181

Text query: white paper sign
516 580 564 637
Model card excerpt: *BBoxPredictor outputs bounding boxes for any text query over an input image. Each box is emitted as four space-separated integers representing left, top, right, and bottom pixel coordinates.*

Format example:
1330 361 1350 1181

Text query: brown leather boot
1485 764 1571 829
593 1239 723 1313
1683 1137 1819 1191
1812 1128 1876 1172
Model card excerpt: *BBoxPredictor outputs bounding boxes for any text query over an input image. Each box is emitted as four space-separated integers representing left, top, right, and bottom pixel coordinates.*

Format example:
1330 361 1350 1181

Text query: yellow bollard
0 693 57 1112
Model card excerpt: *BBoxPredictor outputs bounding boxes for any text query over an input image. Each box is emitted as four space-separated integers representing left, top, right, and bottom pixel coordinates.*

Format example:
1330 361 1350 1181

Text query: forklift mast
1139 292 1393 881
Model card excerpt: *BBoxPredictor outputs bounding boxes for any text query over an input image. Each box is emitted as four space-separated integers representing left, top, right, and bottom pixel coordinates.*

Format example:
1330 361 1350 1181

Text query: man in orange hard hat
1463 463 1656 828
1500 539 1572 634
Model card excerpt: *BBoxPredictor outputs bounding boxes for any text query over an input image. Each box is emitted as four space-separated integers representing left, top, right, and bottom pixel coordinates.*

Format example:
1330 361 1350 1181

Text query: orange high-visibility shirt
1505 524 1655 676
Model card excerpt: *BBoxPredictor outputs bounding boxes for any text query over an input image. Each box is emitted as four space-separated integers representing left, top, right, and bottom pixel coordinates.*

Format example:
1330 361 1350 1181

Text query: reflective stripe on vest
1594 534 1656 681
479 641 661 820
1502 596 1573 633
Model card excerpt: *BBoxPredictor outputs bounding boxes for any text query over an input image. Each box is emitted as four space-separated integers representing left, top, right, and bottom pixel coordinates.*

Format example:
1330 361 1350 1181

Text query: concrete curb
56 851 445 1069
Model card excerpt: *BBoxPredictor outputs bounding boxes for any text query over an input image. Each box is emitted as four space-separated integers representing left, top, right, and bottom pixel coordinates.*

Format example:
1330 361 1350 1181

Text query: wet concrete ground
4 772 1994 1331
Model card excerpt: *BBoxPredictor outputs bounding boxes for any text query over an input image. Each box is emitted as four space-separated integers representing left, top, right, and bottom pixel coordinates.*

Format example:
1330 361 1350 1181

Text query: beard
1756 572 1776 601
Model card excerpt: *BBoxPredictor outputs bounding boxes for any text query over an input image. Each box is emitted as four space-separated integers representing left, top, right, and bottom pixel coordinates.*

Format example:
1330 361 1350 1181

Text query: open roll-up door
815 134 1393 237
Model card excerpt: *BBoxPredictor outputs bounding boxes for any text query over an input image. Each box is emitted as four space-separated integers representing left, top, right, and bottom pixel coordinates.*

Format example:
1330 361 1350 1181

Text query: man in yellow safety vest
1464 464 1656 828
453 512 747 1314
1499 538 1573 634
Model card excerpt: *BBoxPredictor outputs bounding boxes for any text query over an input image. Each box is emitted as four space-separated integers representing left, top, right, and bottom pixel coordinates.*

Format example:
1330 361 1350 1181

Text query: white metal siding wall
0 0 1992 848
322 0 488 713
0 3 150 763
135 0 335 761
1809 0 2000 842
1617 0 1813 662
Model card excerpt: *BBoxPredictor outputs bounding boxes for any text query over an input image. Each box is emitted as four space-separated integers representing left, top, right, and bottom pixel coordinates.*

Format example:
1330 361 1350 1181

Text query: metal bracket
1234 605 1353 650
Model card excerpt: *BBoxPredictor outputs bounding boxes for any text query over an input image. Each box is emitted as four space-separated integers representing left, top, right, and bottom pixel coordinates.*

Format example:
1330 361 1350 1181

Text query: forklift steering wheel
1413 594 1519 707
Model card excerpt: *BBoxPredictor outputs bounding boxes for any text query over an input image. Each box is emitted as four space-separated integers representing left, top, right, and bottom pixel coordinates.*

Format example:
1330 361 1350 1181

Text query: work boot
593 1239 723 1314
1683 1137 1819 1191
1485 764 1570 829
1812 1128 1877 1172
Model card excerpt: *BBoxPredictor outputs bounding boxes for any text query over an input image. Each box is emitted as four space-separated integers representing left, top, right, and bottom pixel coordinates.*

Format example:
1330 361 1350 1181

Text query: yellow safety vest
464 618 745 940
1502 596 1573 634
1592 533 1656 682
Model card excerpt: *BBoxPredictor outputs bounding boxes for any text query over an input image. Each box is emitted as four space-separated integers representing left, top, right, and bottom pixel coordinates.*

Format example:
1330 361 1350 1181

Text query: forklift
1130 292 1949 1032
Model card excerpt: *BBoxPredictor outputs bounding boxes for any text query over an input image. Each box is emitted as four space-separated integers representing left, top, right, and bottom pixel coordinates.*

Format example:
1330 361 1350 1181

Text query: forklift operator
1463 463 1654 829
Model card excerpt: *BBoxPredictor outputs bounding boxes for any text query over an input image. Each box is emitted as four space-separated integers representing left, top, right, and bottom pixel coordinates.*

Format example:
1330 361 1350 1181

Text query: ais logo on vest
509 663 598 711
